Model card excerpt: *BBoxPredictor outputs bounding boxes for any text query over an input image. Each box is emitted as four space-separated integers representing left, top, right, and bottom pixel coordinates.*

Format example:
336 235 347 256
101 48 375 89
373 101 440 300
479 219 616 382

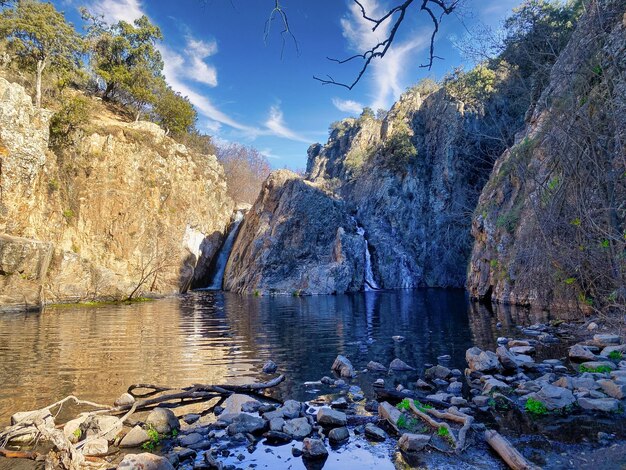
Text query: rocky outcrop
306 87 504 289
467 1 625 310
0 78 233 310
223 170 365 295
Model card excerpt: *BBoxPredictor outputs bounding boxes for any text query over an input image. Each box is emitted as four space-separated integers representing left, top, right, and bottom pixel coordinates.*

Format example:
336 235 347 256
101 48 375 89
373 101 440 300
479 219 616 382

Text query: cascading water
353 218 379 291
204 211 244 290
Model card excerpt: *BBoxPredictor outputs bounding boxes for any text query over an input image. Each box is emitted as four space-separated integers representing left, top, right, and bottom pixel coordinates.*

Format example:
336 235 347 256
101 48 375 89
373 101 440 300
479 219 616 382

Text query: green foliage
608 351 623 361
579 364 612 374
175 131 217 156
525 398 548 415
142 425 160 451
48 179 59 192
397 398 433 412
154 86 197 136
49 95 91 147
0 0 85 106
397 414 407 428
62 209 75 220
72 428 81 439
437 426 450 438
380 121 416 172
360 107 375 120
444 64 497 106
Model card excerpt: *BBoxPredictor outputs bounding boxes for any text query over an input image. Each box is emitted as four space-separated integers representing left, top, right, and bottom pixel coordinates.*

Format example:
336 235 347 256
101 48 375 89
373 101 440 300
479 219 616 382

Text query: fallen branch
0 449 39 459
484 430 540 470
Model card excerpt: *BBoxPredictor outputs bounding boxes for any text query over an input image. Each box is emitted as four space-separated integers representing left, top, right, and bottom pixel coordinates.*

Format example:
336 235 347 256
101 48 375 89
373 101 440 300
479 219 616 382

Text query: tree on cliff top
154 85 197 136
0 0 84 107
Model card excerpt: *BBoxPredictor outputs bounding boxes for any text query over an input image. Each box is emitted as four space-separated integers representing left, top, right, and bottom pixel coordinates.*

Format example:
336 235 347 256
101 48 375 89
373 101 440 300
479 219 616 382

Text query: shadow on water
0 289 562 423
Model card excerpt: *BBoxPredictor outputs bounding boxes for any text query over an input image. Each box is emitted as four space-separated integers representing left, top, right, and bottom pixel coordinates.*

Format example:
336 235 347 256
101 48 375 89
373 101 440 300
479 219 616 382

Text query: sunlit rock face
223 170 365 295
0 77 233 310
467 0 626 310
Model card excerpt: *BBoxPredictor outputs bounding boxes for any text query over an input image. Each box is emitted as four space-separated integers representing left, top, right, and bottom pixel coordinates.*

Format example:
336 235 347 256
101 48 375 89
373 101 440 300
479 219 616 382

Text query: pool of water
0 289 546 424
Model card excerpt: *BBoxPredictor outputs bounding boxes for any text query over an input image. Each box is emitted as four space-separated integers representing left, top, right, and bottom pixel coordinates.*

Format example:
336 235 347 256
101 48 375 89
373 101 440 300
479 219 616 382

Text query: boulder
580 361 616 371
328 426 350 443
114 393 136 407
302 438 328 459
483 378 510 394
389 358 414 371
281 400 302 419
367 361 388 372
569 344 597 361
118 453 176 470
262 360 278 374
425 365 451 380
269 418 285 432
378 401 401 428
146 408 179 435
120 425 151 448
398 433 430 453
577 397 620 412
178 432 203 447
63 416 87 443
316 407 347 428
332 355 356 378
283 417 312 439
529 384 575 411
226 414 266 435
466 347 500 373
597 379 626 399
221 394 261 414
600 344 626 357
80 415 123 442
264 431 292 445
364 423 386 441
510 346 535 355
82 437 108 456
593 334 621 346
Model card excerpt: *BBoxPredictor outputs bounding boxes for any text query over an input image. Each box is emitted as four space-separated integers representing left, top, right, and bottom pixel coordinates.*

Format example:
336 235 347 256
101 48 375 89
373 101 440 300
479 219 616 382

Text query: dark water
0 289 547 424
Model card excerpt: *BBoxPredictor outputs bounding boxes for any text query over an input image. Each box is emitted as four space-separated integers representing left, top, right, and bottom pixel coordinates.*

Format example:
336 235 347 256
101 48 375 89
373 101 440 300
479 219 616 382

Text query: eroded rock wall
223 170 365 295
0 78 233 310
467 1 625 310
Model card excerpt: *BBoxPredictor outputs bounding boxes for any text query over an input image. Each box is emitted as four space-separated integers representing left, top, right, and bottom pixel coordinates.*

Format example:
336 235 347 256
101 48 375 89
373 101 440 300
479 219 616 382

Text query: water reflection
0 289 539 423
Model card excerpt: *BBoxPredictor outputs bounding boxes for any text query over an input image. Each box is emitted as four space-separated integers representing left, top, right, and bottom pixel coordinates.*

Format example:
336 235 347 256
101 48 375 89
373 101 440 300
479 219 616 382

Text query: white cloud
259 148 281 160
332 97 364 115
185 37 219 87
340 0 429 110
88 0 144 23
265 106 311 143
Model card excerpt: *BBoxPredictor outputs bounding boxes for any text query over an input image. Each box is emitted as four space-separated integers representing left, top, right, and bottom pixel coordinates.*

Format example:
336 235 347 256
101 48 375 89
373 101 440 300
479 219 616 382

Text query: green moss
62 209 76 220
579 364 612 374
437 426 450 438
525 398 548 415
608 351 623 361
396 398 433 412
142 425 160 451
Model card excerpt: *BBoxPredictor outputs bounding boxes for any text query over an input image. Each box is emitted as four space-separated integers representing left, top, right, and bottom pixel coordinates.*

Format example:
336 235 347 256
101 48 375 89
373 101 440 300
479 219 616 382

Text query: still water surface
0 289 540 424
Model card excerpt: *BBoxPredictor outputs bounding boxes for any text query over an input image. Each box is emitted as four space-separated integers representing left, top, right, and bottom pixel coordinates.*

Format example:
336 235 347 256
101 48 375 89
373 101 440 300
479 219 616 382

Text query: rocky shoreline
1 320 625 469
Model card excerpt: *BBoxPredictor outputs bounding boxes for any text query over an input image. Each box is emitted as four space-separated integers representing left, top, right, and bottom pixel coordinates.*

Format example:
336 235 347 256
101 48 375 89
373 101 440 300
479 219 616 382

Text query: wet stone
367 361 387 372
302 438 328 459
264 431 292 445
398 433 430 453
179 432 203 447
226 414 266 435
316 408 347 428
269 418 285 432
262 360 278 374
183 414 201 425
364 423 386 441
389 358 414 371
328 426 349 443
283 417 312 439
578 397 620 412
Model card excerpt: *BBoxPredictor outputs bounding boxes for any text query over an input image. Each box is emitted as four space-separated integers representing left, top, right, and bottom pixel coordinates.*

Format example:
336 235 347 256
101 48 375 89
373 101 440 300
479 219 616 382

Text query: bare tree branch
314 0 460 90
264 0 299 59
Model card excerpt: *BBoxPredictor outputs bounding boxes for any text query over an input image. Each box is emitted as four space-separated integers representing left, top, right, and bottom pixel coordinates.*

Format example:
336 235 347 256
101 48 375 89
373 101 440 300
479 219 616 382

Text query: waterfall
353 218 379 291
204 211 244 290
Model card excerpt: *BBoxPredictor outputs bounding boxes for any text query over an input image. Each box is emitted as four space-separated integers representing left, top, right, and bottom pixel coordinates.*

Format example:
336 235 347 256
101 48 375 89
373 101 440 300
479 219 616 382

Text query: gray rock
597 379 626 399
447 382 463 394
316 408 347 428
321 376 335 385
364 423 386 441
332 355 356 378
226 414 266 435
114 393 135 407
580 361 616 371
577 397 620 412
269 418 285 432
80 415 123 442
593 334 621 346
179 432 203 447
528 384 575 411
173 447 195 462
221 394 261 414
398 433 430 453
302 438 328 459
425 365 451 380
328 426 350 443
120 425 151 448
331 397 348 409
389 358 414 371
510 346 535 355
281 400 302 419
264 431 292 445
365 400 379 412
146 408 180 435
262 360 278 374
183 414 201 425
118 453 176 470
367 361 387 372
416 379 433 389
451 397 468 406
283 417 312 439
600 344 626 357
569 344 597 362
483 378 510 394
373 378 385 387
378 401 401 427
82 437 108 456
472 395 490 407
466 347 500 373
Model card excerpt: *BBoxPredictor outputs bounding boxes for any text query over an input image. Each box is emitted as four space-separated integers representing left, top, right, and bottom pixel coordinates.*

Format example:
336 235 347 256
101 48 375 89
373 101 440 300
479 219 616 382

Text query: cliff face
307 88 503 289
467 1 625 310
223 170 365 295
0 78 233 310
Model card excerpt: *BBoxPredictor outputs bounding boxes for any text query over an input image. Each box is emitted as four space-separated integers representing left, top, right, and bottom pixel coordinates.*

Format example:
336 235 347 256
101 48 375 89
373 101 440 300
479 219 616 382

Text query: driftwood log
484 430 540 470
407 402 474 452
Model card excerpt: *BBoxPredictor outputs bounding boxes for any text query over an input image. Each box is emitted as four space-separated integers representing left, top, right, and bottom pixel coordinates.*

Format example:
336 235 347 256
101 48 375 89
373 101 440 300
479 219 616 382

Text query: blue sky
55 0 522 169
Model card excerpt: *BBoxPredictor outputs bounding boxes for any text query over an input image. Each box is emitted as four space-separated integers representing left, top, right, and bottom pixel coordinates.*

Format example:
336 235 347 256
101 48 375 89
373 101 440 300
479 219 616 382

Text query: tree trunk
35 57 46 108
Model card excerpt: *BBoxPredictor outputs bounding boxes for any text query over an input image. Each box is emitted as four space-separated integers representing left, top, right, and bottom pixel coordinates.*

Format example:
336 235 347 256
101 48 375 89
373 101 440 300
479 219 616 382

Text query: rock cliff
0 78 233 310
467 1 625 310
223 170 365 295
